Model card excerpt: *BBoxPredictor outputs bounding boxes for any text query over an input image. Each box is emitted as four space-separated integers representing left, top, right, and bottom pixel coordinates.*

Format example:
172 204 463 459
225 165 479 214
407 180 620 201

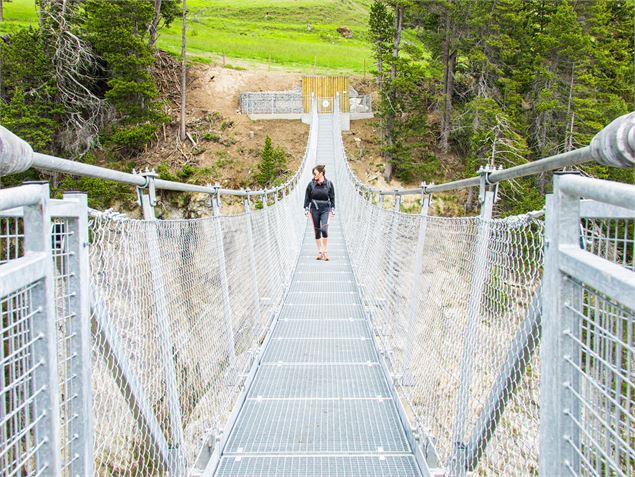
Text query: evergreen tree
257 135 276 186
84 0 168 152
0 27 62 152
273 145 287 178
257 136 289 187
368 0 394 91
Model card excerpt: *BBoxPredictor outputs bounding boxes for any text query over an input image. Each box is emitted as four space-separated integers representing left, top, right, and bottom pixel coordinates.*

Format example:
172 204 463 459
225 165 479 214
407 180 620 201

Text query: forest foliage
0 0 180 160
368 0 634 213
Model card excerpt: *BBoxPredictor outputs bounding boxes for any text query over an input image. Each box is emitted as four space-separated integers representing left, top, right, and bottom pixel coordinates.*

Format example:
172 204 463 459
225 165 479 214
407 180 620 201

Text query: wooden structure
302 76 350 113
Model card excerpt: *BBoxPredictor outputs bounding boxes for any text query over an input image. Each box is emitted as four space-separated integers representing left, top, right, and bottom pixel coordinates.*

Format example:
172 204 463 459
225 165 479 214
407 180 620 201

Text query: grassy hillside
0 0 373 73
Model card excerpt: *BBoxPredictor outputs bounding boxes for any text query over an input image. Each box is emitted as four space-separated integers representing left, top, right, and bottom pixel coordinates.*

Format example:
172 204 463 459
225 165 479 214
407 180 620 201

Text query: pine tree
273 146 287 178
0 27 62 153
368 0 394 91
84 0 168 151
257 135 276 186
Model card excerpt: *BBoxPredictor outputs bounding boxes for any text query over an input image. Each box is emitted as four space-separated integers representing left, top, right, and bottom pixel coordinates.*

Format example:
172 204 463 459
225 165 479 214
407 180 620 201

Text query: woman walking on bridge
304 165 335 261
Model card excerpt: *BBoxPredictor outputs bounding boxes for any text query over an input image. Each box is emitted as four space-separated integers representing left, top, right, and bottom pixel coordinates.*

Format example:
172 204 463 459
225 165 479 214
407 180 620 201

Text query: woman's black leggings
310 205 331 239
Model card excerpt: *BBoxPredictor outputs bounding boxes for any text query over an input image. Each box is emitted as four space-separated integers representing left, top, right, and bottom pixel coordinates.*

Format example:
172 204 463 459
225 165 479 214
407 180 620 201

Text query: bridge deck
214 116 422 477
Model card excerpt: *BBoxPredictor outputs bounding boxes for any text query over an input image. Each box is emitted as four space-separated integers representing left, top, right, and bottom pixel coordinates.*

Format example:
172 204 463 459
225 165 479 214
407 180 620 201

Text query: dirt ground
141 59 309 191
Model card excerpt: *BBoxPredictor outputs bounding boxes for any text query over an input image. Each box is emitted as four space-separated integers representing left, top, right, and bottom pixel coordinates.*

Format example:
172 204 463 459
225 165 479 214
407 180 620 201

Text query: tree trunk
564 63 576 152
384 4 404 182
180 0 187 140
440 3 455 153
0 1 4 22
391 5 404 81
377 43 383 90
149 0 162 49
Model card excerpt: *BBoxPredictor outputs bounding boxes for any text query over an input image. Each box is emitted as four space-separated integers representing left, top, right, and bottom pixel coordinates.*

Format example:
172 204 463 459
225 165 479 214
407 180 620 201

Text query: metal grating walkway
214 116 423 477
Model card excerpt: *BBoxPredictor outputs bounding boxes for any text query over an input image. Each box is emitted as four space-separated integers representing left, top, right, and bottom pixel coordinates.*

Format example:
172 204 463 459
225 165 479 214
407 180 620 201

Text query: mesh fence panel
1 283 46 477
557 211 634 477
52 218 82 474
582 217 634 271
1 216 23 265
563 280 634 476
332 107 544 475
87 108 314 475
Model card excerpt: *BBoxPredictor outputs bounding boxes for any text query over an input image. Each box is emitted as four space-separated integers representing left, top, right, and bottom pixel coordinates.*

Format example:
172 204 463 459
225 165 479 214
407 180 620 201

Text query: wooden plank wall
302 76 350 113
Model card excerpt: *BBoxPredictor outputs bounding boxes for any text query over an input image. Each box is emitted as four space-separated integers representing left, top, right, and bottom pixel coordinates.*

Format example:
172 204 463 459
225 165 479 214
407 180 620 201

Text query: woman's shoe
316 252 324 260
323 252 330 261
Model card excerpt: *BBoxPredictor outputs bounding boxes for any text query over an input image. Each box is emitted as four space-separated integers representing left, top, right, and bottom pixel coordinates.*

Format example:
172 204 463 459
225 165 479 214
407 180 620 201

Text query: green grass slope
0 0 373 73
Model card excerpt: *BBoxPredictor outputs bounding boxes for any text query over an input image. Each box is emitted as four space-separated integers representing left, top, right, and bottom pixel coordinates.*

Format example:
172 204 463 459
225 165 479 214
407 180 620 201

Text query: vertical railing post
383 191 401 341
137 168 158 220
540 172 582 476
401 185 430 386
242 191 263 341
261 191 287 297
62 192 95 476
358 189 379 290
350 184 363 262
451 166 496 476
272 189 290 281
139 174 186 474
211 186 237 378
22 182 62 475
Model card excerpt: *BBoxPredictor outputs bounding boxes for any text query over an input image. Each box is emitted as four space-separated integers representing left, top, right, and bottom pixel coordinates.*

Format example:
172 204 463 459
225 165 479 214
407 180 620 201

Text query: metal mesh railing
0 101 633 477
86 109 316 475
1 283 47 477
332 106 545 475
1 186 64 477
540 176 635 477
564 280 633 476
88 193 311 475
0 215 23 265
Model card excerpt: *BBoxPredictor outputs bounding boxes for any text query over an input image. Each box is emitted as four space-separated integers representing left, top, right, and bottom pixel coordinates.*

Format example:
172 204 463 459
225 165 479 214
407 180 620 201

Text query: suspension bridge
0 96 633 477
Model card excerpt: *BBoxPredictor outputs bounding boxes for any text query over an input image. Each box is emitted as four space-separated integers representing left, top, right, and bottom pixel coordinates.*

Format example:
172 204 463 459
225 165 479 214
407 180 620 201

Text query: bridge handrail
0 96 319 199
338 108 634 198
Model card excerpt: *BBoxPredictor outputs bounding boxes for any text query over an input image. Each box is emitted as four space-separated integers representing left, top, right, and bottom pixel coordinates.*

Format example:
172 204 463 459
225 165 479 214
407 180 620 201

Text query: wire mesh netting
87 207 309 474
562 280 634 476
1 216 23 265
0 283 47 477
331 108 545 475
86 112 314 475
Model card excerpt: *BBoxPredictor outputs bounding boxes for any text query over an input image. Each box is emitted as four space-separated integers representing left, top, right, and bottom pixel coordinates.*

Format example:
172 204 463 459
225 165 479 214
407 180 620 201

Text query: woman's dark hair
312 165 326 176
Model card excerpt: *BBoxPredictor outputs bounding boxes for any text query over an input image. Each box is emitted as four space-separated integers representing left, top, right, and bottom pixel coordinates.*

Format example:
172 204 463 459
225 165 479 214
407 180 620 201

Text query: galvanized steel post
451 166 496 476
138 169 159 220
61 192 95 476
262 191 287 297
540 173 582 476
22 183 62 475
141 185 186 474
272 189 291 285
401 185 430 386
211 186 238 378
384 191 401 337
242 192 263 340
